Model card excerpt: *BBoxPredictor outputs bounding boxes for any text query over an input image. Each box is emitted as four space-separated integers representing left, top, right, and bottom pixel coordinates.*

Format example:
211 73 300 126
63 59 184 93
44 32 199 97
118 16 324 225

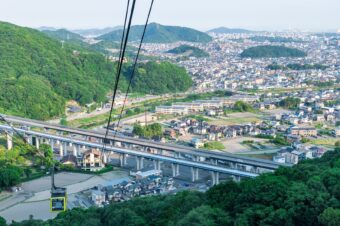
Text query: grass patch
309 138 338 146
237 153 275 160
59 165 115 175
209 116 261 126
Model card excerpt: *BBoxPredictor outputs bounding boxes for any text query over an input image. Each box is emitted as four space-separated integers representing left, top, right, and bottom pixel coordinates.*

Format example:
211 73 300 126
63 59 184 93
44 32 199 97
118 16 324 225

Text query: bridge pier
153 160 161 170
211 172 220 185
102 151 108 164
6 131 13 150
232 175 241 182
62 142 67 155
49 139 55 152
119 153 127 167
191 167 199 182
210 159 218 165
171 163 180 177
252 166 259 173
73 144 80 157
59 142 64 157
136 157 144 171
35 137 40 149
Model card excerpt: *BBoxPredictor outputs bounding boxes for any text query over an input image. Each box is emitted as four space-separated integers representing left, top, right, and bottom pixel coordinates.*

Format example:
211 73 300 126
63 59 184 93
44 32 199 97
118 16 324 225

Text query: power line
111 0 155 137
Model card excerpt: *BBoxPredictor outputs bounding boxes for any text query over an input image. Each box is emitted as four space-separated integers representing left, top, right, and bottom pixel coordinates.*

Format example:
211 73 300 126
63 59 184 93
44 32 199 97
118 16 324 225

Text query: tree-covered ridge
0 22 193 120
267 63 328 70
98 23 212 43
41 29 84 42
241 45 307 58
129 62 192 94
167 45 209 58
6 147 340 226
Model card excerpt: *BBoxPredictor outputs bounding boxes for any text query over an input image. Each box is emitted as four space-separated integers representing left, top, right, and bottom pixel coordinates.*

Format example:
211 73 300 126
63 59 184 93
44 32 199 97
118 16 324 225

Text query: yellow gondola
50 166 67 212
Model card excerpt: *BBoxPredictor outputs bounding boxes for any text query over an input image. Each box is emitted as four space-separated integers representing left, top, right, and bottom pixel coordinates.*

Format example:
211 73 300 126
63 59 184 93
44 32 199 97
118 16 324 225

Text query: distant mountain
72 26 123 37
167 45 209 58
208 27 254 34
42 29 84 41
98 23 212 43
37 26 58 31
240 45 307 58
41 29 90 50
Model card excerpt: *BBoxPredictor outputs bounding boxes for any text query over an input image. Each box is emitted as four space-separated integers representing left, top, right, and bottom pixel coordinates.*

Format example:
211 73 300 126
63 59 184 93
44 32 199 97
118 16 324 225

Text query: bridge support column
211 172 220 185
232 175 241 182
26 135 32 145
102 151 108 164
62 142 67 155
73 144 79 156
210 159 218 165
49 139 55 152
136 157 144 171
35 137 40 149
59 142 64 157
252 166 259 173
173 152 179 158
171 163 180 177
191 167 199 182
6 131 13 150
119 153 127 167
153 160 161 170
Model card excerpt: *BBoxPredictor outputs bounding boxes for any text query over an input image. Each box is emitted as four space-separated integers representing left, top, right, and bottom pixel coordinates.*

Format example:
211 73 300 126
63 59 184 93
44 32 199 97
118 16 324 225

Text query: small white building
155 106 189 115
91 190 106 206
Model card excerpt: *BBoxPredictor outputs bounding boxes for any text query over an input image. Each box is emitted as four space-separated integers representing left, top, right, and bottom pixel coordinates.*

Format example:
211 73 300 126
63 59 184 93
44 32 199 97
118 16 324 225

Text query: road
47 94 166 124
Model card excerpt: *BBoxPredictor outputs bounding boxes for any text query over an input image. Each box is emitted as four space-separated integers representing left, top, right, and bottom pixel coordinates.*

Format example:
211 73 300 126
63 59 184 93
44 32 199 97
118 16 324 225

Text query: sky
0 0 339 32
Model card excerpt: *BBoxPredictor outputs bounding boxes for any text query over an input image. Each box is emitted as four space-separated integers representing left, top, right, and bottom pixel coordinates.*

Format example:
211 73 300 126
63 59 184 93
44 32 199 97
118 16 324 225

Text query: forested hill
41 29 84 42
6 147 340 226
98 23 212 43
241 45 307 58
0 22 192 120
167 45 209 58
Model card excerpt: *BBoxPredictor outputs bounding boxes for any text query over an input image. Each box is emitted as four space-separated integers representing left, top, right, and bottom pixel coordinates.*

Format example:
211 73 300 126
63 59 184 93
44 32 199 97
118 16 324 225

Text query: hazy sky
0 0 339 32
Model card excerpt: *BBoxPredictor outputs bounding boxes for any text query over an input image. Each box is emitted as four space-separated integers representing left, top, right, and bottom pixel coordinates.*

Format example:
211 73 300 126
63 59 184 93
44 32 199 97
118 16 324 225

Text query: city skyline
0 0 339 32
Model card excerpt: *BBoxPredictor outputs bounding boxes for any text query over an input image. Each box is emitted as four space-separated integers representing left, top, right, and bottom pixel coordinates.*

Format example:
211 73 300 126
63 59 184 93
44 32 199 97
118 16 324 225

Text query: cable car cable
111 0 155 137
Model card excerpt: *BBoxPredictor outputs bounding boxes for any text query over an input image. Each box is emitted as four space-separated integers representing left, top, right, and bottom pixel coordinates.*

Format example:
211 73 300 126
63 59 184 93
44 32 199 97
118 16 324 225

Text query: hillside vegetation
167 45 209 58
6 147 340 225
98 23 212 43
0 22 192 120
241 45 307 58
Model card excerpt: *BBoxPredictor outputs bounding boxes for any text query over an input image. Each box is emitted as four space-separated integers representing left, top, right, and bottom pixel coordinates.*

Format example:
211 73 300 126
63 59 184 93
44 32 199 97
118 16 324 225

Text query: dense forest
167 45 209 58
128 62 193 94
0 22 192 120
98 23 212 43
241 45 307 58
4 147 340 226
